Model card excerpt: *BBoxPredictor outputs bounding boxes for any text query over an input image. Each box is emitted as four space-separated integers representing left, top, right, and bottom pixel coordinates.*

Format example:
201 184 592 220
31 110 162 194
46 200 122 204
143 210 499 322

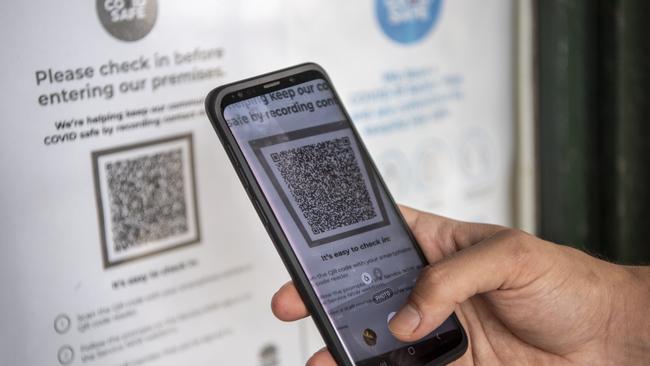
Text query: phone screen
221 72 463 364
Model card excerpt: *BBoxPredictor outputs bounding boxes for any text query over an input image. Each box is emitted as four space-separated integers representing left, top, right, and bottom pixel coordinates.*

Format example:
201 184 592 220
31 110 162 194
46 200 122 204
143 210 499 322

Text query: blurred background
537 0 650 263
0 1 648 365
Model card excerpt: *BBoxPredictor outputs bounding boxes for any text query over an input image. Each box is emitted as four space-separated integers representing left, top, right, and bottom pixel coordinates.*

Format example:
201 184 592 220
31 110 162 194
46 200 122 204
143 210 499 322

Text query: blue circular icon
376 0 443 44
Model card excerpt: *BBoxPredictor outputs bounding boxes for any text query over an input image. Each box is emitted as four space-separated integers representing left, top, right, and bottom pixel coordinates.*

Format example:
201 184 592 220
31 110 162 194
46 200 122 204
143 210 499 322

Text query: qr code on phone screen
93 134 199 267
270 137 377 235
250 121 389 247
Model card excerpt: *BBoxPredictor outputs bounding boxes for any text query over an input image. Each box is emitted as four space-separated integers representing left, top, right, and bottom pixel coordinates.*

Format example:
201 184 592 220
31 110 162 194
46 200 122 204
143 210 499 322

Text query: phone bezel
204 62 468 366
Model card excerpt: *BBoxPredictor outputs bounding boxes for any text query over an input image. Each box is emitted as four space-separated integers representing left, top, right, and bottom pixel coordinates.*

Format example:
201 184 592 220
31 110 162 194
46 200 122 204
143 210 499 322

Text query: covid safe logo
97 0 158 42
376 0 442 44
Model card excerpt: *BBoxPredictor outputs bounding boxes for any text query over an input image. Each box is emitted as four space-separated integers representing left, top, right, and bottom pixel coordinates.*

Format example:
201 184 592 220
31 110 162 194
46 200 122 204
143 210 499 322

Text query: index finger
398 204 421 228
399 205 505 259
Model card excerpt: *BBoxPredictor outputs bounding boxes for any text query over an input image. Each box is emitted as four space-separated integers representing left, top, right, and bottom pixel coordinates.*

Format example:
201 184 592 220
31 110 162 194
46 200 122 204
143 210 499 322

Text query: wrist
616 265 650 364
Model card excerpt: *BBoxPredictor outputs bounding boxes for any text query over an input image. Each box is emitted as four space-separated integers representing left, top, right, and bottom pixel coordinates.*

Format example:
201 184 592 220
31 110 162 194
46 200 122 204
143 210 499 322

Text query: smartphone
205 63 467 366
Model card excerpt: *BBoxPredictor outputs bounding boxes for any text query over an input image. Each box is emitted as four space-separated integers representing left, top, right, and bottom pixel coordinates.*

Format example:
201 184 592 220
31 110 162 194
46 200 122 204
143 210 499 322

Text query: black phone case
204 62 468 366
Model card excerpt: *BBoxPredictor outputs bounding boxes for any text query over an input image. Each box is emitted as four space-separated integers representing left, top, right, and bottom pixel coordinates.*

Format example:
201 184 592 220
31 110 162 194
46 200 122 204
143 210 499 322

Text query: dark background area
537 0 650 264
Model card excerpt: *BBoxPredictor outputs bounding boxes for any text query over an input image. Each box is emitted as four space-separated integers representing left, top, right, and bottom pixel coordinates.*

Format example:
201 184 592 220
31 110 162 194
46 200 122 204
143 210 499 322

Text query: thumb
388 229 539 342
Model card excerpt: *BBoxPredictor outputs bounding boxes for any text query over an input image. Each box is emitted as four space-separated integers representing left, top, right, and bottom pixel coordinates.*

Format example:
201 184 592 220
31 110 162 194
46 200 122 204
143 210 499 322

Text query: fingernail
388 304 421 335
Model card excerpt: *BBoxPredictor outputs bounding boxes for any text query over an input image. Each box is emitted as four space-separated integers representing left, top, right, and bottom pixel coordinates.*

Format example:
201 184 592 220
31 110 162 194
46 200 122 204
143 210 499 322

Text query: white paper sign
0 2 302 366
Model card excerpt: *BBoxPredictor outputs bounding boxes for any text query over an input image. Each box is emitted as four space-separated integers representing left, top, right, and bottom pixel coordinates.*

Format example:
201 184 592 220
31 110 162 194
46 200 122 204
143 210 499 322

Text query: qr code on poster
270 137 377 235
93 134 199 267
251 121 389 247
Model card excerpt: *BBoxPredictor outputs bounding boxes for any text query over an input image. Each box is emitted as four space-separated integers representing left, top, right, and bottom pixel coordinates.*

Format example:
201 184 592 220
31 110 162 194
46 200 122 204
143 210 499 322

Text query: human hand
271 206 650 365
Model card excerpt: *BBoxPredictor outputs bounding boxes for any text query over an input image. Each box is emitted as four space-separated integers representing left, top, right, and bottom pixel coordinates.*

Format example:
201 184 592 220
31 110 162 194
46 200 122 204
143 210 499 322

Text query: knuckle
499 229 534 264
422 265 447 286
413 265 451 305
